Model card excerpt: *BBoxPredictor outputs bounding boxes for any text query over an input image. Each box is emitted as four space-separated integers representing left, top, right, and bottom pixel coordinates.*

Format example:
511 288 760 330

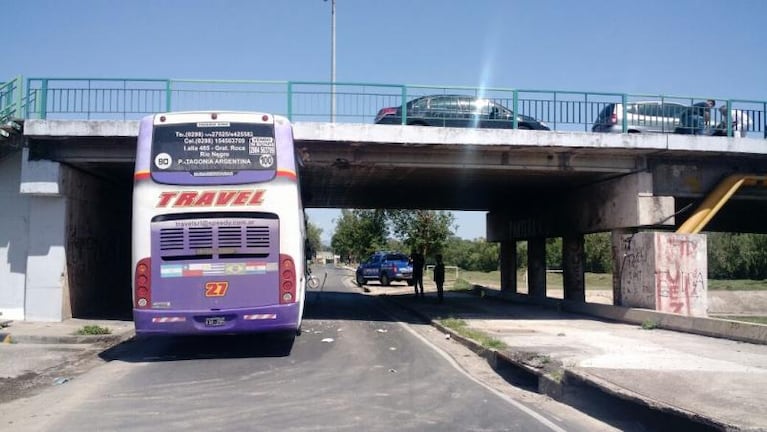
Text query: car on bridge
356 251 414 287
374 95 550 130
592 101 688 134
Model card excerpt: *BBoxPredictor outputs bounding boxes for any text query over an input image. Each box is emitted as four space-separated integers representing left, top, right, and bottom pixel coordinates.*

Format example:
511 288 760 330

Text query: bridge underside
5 121 767 322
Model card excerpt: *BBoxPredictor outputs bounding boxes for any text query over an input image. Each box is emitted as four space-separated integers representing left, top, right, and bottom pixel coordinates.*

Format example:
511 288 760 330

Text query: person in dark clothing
676 99 715 135
411 250 425 298
433 254 445 303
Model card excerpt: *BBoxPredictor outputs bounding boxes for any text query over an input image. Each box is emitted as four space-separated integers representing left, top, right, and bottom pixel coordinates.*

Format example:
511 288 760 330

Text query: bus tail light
279 254 296 304
135 257 152 309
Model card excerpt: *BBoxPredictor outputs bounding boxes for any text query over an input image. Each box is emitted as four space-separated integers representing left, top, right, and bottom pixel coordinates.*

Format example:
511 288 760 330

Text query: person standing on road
411 250 425 298
433 254 445 303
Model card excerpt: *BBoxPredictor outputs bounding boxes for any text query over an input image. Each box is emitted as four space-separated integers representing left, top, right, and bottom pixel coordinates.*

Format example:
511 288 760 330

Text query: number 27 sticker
205 281 229 297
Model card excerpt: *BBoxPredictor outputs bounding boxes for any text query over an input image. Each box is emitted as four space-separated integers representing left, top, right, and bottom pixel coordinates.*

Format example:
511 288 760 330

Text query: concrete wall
0 151 29 320
24 195 67 321
62 165 132 318
620 232 708 317
16 149 68 321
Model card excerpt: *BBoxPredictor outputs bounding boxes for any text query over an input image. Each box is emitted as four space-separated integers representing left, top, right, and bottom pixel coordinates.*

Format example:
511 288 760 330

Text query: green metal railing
1 76 764 139
0 76 24 122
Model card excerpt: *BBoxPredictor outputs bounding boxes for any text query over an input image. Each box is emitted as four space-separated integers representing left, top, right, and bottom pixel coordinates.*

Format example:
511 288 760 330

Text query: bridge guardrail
0 77 763 139
0 76 24 123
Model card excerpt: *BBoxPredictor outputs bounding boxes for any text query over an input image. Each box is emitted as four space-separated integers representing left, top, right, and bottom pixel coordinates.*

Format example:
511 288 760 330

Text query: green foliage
387 210 455 257
443 237 499 272
708 279 767 290
331 209 388 262
75 325 111 335
330 209 454 264
716 315 767 325
516 241 528 268
708 232 767 280
640 319 660 330
439 317 507 350
452 278 473 291
584 232 613 273
304 216 323 259
545 237 562 269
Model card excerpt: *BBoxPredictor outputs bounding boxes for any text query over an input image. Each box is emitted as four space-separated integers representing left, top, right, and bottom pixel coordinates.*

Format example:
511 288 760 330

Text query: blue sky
4 0 766 243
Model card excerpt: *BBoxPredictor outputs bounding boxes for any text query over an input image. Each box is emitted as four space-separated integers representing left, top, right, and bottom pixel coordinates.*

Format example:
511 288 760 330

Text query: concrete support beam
487 172 675 241
527 238 546 298
567 171 675 233
562 233 585 302
499 241 517 293
19 147 62 195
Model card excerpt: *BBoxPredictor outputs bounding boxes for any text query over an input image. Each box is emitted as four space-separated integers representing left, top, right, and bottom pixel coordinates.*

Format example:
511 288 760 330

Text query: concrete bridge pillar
527 237 546 298
610 228 636 306
499 240 517 293
618 232 708 317
562 233 585 301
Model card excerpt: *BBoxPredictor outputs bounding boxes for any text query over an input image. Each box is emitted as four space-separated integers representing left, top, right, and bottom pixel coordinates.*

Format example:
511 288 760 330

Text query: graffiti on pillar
654 234 707 316
620 235 657 308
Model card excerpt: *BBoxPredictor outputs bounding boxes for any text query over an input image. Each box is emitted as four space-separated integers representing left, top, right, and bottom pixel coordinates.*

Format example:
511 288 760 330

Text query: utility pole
330 0 336 122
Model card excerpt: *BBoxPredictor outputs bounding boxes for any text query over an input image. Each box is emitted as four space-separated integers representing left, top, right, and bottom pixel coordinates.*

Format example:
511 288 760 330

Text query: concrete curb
385 295 745 432
475 286 767 345
9 333 133 345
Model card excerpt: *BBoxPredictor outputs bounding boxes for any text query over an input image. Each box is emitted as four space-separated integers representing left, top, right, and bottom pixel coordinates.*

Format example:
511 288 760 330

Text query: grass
75 325 112 335
450 278 473 291
716 315 767 325
708 279 767 291
460 270 767 292
440 317 507 350
460 270 613 291
640 319 660 330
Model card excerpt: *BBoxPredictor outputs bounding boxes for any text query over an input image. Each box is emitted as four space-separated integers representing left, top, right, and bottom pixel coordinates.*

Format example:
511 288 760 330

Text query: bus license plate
205 317 226 327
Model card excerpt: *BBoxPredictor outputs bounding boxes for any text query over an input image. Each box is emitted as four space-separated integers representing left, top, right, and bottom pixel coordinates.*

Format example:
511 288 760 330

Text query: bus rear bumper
133 303 300 336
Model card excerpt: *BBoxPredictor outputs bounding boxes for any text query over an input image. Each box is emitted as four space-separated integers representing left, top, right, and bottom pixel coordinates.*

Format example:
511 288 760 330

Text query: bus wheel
380 273 390 286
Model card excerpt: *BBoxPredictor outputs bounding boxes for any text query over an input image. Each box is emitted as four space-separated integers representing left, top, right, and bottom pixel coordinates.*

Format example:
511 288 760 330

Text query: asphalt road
0 265 617 432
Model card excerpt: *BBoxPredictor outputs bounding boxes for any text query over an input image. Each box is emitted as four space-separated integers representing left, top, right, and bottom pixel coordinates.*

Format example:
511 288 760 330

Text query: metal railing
1 77 764 139
0 76 24 122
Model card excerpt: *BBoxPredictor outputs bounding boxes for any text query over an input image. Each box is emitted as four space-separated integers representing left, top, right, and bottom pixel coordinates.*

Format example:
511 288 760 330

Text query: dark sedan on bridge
374 95 550 130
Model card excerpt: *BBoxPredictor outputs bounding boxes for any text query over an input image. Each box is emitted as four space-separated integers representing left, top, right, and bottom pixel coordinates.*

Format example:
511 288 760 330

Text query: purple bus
132 111 306 336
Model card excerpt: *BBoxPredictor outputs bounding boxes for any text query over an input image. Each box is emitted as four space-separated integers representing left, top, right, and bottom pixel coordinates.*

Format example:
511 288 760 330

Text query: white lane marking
381 302 569 432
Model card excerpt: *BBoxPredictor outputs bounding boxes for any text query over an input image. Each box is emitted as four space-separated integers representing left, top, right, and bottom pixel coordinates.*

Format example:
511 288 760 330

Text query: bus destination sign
151 123 276 173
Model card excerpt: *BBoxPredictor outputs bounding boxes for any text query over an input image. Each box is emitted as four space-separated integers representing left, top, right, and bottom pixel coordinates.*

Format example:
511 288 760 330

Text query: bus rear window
151 122 276 176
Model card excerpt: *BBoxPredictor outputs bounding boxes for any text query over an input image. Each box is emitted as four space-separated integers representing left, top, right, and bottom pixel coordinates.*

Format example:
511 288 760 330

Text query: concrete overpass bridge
1 77 767 322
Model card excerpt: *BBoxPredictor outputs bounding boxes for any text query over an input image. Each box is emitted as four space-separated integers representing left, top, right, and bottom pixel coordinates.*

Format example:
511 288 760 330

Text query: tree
584 232 612 273
708 232 767 279
387 210 455 258
546 237 562 269
443 236 499 271
304 216 323 260
330 209 387 262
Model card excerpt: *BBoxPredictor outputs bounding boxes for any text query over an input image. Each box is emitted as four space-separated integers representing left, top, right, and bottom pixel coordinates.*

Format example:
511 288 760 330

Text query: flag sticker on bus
160 262 275 278
204 282 229 297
